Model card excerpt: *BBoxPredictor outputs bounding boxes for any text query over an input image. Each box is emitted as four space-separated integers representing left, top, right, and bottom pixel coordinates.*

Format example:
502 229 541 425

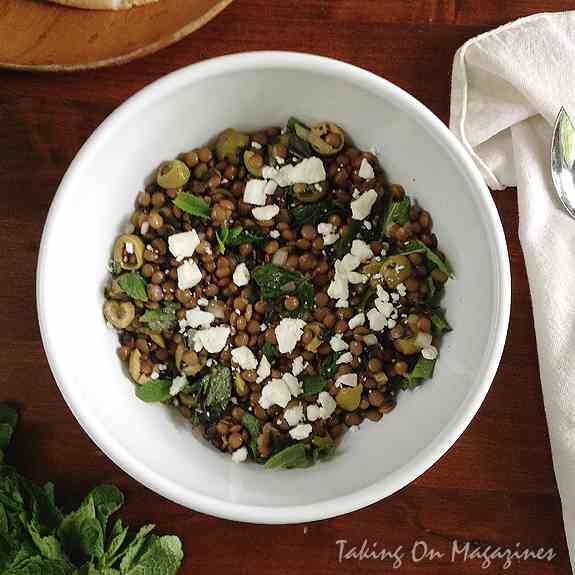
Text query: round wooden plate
0 0 234 71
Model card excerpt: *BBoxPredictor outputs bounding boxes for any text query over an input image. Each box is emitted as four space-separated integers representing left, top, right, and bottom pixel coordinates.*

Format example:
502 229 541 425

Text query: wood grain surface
1 1 573 573
0 0 234 71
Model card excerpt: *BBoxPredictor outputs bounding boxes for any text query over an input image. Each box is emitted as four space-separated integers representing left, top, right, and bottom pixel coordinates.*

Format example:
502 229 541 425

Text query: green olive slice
128 349 150 384
308 122 345 156
244 150 264 177
380 255 412 288
292 182 326 203
393 338 420 355
103 300 135 329
215 128 250 164
336 384 363 412
113 234 145 271
156 159 190 189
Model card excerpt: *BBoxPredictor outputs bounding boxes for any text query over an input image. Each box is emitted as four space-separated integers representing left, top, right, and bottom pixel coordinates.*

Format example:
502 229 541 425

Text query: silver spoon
551 107 575 219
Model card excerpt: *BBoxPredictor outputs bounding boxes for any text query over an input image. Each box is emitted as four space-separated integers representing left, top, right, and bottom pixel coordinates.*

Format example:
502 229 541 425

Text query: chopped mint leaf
265 443 311 469
135 380 172 403
139 302 180 332
118 273 148 302
302 376 327 395
173 191 211 219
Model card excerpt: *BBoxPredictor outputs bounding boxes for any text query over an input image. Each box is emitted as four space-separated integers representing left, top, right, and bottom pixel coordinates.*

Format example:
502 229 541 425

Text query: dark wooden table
2 1 573 573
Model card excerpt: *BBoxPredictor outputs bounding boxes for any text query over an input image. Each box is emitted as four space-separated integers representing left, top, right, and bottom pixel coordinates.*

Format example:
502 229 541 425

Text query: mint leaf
117 273 147 302
319 351 343 379
431 311 451 336
202 366 231 415
87 486 123 533
302 376 327 395
0 423 14 450
135 381 172 403
4 557 76 575
26 520 67 561
0 405 18 430
398 239 453 277
139 303 180 332
311 436 336 460
173 192 211 220
242 414 261 440
289 200 341 226
117 524 155 572
405 357 436 389
122 534 183 575
383 197 410 236
265 443 310 469
262 343 277 363
58 496 104 560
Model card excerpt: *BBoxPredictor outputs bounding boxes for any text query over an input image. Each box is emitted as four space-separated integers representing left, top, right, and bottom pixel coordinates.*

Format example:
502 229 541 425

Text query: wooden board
2 0 574 573
0 0 234 71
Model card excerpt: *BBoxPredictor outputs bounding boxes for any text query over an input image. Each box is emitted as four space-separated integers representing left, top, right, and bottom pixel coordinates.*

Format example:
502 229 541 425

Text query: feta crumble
169 375 188 396
256 355 271 383
351 189 378 220
231 346 258 370
330 334 349 352
232 446 248 463
318 391 337 419
289 423 313 440
233 262 250 287
168 230 200 259
348 312 365 329
270 230 280 239
192 326 230 354
284 405 305 427
336 351 353 365
275 318 306 354
422 345 438 360
358 157 375 180
350 239 374 261
177 259 203 290
335 373 357 388
283 372 303 397
259 378 291 409
292 356 306 376
243 179 268 206
184 307 215 328
252 204 280 221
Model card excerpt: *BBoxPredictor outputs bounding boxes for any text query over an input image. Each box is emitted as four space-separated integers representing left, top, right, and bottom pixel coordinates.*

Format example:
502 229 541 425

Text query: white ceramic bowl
37 52 510 524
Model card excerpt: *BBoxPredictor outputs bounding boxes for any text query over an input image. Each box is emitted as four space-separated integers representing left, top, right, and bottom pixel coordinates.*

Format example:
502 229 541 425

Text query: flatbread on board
46 0 159 10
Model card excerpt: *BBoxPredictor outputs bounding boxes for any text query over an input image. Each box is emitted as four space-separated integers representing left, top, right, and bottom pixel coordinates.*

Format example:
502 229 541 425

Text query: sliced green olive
149 333 166 349
180 393 197 408
215 128 250 164
292 182 326 203
394 338 420 355
156 159 190 189
381 255 412 288
175 344 204 376
234 373 247 396
129 349 150 384
113 234 145 271
243 150 264 177
308 122 345 156
336 384 363 412
103 300 135 329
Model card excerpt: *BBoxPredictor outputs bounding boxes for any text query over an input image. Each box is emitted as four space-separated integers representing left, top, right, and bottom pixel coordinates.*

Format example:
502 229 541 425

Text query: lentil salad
103 118 452 469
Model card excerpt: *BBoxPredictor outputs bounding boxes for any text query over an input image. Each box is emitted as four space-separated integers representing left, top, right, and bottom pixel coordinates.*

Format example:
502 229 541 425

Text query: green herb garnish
265 443 311 470
200 365 232 419
252 264 314 317
289 200 341 227
312 436 336 460
398 239 454 277
319 351 344 379
0 404 184 574
140 302 180 332
242 413 262 440
135 380 172 403
431 310 452 336
382 196 410 236
302 375 327 395
262 343 278 363
215 226 265 254
404 357 437 389
118 272 148 302
173 191 211 219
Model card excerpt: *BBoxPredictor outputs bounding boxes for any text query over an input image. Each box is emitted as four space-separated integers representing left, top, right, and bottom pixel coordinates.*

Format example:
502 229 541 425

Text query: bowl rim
37 50 511 524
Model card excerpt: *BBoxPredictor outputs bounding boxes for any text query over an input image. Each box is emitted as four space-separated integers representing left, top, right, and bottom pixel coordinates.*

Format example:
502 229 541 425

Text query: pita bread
47 0 159 9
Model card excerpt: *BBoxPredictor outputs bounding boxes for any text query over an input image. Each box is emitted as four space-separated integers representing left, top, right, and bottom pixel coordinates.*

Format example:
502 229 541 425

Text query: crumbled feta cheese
340 253 361 272
256 355 271 383
232 446 248 463
292 356 306 376
376 285 390 302
284 404 304 427
264 180 278 197
206 358 214 367
327 274 349 300
352 189 361 199
335 374 358 388
422 345 438 360
125 241 134 254
348 313 365 329
177 259 203 290
168 230 200 259
275 318 306 354
351 189 378 220
231 346 258 370
192 326 230 353
169 375 187 396
387 319 397 329
252 204 280 221
335 299 349 308
185 307 215 328
349 425 360 433
307 405 321 422
318 391 337 419
289 423 313 440
283 372 303 397
375 300 394 317
264 157 326 187
363 221 372 230
150 372 159 380
396 283 407 297
233 262 250 287
367 308 388 331
351 239 374 261
198 297 209 307
330 334 349 352
243 179 268 206
336 351 353 365
252 141 262 149
322 233 339 246
346 271 368 284
358 158 375 180
260 323 267 332
270 230 280 239
317 222 335 235
391 293 400 303
259 378 291 409
140 221 150 235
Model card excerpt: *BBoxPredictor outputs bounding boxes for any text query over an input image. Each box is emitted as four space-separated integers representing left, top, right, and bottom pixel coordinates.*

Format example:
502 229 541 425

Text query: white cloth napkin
450 11 575 572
